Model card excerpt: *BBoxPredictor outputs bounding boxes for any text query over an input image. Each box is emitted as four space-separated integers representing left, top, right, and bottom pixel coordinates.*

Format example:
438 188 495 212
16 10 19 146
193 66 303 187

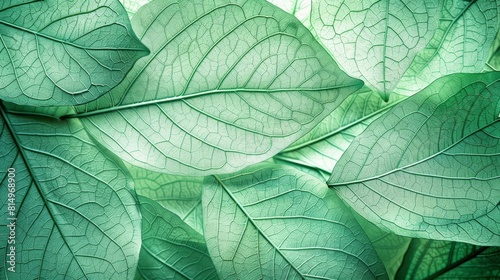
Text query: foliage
0 0 499 279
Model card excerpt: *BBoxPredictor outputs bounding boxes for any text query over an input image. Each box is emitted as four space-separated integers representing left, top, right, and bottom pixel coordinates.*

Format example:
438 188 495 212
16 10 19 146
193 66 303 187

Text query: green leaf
0 110 141 278
119 0 153 18
203 164 387 279
310 0 441 101
127 164 204 234
276 87 405 173
69 0 363 175
0 0 149 106
328 72 500 246
351 209 411 280
267 0 313 31
135 196 218 280
395 0 500 95
396 239 500 279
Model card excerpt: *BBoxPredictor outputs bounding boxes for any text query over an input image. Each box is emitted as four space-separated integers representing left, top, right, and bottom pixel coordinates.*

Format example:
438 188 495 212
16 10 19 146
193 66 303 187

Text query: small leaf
328 72 500 246
0 0 149 106
395 0 500 95
70 0 363 175
311 0 441 101
0 111 140 278
203 164 387 279
135 196 217 280
396 239 500 279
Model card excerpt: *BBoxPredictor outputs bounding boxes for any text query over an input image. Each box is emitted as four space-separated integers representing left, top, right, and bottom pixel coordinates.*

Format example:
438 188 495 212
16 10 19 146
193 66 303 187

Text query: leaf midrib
66 84 360 118
212 175 306 279
0 104 88 278
328 117 500 186
0 20 145 51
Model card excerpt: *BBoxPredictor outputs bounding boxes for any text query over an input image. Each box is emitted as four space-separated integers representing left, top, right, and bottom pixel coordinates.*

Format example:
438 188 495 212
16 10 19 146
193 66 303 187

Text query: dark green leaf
396 239 500 279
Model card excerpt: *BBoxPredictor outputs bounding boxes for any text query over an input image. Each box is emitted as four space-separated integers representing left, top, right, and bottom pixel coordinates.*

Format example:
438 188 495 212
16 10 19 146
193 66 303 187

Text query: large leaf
135 196 217 280
310 0 441 101
203 164 387 279
395 0 500 95
396 239 500 279
68 0 363 175
0 0 149 106
128 164 204 234
328 72 500 246
0 111 141 279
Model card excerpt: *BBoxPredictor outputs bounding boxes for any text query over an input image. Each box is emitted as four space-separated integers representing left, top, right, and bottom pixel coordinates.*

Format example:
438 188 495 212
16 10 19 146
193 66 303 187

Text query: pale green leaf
395 0 500 95
0 111 141 279
276 87 405 173
0 0 149 106
127 164 204 234
135 196 218 280
267 0 313 31
203 164 387 279
396 239 500 279
68 0 363 176
119 0 153 18
311 0 441 101
329 72 500 245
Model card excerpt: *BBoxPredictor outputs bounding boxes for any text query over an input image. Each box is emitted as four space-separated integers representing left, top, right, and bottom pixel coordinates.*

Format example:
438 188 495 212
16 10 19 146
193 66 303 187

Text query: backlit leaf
135 196 217 279
203 164 387 279
396 239 500 279
328 72 500 246
0 111 141 279
311 0 441 101
395 0 500 95
69 0 363 176
0 0 149 106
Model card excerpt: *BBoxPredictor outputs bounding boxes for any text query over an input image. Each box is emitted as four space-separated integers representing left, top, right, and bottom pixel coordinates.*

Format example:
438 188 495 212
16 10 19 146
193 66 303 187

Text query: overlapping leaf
0 0 149 106
310 0 441 101
0 111 140 279
70 0 363 175
329 72 500 246
276 87 405 173
135 196 217 280
396 239 500 279
395 0 500 95
203 164 387 279
128 164 204 234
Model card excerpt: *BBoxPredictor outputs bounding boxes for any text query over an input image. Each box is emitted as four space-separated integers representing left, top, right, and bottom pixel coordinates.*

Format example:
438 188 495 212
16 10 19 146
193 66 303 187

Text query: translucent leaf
395 0 500 95
127 164 204 234
311 0 441 101
328 72 500 246
70 0 363 175
203 164 387 279
0 0 149 106
0 111 140 278
135 196 217 280
396 239 500 279
276 87 405 173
